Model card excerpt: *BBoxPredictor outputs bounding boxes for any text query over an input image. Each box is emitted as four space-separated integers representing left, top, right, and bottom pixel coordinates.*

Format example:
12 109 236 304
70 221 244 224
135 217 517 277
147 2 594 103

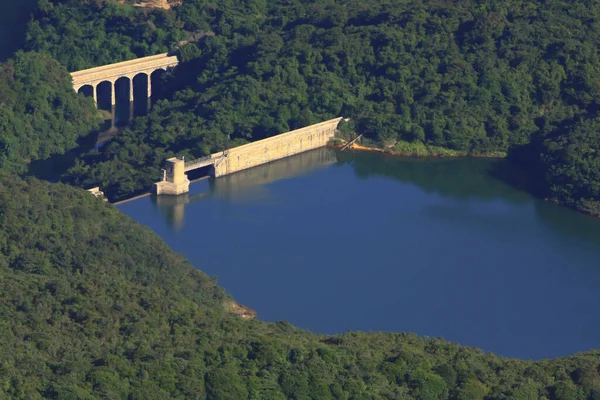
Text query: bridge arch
115 76 133 103
96 80 115 109
150 68 168 97
70 53 179 107
132 73 150 103
133 71 149 81
76 84 95 102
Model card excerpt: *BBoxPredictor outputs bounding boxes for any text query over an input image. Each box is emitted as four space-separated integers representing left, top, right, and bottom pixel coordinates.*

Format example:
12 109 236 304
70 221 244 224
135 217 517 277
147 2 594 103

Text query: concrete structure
211 117 343 178
153 117 342 196
87 187 107 201
153 148 336 226
71 53 179 105
154 157 190 195
209 147 337 201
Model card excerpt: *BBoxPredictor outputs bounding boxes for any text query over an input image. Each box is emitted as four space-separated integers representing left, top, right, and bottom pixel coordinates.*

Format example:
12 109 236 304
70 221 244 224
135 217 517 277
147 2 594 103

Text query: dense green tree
0 51 100 174
28 0 598 213
1 173 600 398
541 117 600 215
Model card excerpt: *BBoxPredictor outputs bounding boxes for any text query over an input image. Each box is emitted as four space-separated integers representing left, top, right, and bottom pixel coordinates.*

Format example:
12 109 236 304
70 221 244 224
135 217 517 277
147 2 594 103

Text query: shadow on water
335 150 531 204
338 151 600 243
534 199 600 245
149 148 600 246
148 147 522 230
150 148 338 229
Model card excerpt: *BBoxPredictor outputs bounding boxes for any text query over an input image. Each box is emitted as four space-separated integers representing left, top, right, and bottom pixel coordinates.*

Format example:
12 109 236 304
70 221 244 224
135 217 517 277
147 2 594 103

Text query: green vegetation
2 173 600 399
389 140 508 158
24 0 599 214
0 2 598 396
541 118 600 216
0 51 100 174
25 0 184 70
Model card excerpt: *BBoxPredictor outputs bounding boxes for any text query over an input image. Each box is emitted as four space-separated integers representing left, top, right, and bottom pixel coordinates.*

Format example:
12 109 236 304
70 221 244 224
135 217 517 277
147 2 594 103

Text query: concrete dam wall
211 117 343 178
155 117 342 195
209 147 337 200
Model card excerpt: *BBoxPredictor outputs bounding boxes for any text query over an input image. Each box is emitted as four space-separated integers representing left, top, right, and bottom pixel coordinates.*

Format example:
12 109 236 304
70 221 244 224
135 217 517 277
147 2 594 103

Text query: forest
0 51 99 174
19 0 600 213
0 1 600 397
1 173 600 399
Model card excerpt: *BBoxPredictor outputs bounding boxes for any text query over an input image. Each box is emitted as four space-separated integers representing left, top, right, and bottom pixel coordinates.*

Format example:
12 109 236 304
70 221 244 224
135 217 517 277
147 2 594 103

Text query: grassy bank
337 139 507 159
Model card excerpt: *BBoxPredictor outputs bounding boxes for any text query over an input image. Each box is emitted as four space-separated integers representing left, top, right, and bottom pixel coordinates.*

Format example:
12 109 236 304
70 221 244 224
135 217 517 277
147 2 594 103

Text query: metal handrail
184 155 212 168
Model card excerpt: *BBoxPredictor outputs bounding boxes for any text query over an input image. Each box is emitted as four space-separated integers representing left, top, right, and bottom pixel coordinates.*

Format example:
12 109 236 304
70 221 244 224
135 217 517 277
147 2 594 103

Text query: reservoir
118 148 600 360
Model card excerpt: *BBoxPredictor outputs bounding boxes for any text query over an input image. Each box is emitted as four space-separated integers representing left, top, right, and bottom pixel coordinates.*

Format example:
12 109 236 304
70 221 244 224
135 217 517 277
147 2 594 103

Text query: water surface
118 149 600 360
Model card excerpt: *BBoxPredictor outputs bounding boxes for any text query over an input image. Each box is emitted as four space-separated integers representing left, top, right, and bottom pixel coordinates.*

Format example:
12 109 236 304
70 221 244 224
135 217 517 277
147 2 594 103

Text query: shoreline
332 141 506 159
333 141 600 220
110 175 212 205
110 141 599 220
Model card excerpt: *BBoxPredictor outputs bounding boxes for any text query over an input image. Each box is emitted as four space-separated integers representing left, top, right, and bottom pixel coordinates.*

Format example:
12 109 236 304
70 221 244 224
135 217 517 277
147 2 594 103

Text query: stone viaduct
71 53 179 105
154 117 343 195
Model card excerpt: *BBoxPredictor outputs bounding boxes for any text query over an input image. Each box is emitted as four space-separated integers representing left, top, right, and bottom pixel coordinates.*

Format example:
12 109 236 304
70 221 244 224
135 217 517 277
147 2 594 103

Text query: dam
154 117 343 195
152 147 337 228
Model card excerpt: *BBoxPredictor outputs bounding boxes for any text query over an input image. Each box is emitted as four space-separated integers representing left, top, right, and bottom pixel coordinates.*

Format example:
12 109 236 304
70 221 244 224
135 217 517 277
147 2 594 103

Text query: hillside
0 51 100 174
0 175 600 399
24 0 600 213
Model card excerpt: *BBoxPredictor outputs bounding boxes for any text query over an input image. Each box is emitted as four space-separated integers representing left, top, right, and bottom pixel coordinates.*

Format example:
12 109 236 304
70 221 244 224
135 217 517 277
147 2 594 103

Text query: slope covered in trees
0 51 100 174
2 173 600 399
540 118 600 216
30 0 600 213
25 0 184 71
0 0 37 61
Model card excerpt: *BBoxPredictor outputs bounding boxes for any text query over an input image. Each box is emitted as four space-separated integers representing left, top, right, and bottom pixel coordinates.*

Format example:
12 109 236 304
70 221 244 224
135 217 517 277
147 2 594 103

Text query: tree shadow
335 150 532 204
0 0 38 61
25 130 100 182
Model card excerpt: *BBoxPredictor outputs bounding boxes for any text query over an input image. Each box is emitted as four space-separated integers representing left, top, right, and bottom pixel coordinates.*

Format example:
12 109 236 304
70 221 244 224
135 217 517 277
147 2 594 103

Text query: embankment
212 117 343 177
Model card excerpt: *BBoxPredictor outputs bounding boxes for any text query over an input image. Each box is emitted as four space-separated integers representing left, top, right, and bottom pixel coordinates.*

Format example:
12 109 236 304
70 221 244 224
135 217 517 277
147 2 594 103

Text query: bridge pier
110 83 116 106
71 53 178 108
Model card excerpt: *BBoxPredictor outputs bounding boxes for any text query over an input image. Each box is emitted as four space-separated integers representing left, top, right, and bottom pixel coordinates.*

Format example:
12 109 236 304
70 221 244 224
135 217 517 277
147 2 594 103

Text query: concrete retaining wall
212 117 342 177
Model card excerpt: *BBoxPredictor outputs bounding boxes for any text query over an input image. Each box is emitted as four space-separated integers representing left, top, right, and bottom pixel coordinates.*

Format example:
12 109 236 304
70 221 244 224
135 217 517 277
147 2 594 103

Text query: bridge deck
184 156 214 172
71 53 179 86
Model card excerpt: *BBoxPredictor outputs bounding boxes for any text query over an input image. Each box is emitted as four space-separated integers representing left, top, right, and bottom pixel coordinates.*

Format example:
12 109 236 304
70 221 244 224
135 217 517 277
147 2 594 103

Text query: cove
118 148 600 360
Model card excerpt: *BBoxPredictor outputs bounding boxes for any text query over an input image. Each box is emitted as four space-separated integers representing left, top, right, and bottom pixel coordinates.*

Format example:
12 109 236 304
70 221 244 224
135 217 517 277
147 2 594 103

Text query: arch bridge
70 53 179 105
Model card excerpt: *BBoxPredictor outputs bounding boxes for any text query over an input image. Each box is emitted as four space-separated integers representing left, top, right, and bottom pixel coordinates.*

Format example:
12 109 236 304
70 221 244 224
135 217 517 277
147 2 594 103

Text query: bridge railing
184 155 213 170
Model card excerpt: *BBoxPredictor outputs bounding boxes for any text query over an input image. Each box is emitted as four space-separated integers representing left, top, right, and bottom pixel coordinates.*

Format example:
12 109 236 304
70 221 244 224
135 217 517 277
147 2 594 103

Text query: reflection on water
209 147 337 200
119 148 600 359
151 149 552 231
337 151 530 204
150 148 337 229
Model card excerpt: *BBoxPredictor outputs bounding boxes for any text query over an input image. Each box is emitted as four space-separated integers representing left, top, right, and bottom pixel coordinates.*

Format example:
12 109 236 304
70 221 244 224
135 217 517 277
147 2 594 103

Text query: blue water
118 149 600 360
